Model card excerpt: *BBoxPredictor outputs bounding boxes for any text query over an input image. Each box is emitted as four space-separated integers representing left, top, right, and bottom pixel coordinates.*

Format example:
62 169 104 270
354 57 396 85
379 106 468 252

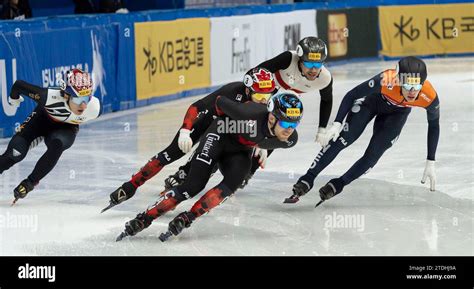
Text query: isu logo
1 58 19 117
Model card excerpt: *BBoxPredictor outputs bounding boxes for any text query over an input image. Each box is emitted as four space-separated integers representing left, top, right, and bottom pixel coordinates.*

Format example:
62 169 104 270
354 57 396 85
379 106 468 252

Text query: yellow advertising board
328 13 348 57
379 3 474 56
135 18 211 100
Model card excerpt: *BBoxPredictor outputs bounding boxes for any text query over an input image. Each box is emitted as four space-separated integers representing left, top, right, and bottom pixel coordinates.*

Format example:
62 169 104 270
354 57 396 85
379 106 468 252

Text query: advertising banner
0 25 117 138
379 3 474 56
266 10 318 58
134 18 211 100
210 10 316 86
210 15 267 86
317 8 379 60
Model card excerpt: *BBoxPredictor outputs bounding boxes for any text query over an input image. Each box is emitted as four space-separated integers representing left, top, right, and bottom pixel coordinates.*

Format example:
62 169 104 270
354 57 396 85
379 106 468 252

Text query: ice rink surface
1 57 473 256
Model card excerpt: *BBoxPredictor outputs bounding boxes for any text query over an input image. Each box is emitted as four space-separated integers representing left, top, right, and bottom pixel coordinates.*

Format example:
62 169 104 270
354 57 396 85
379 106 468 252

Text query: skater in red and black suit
116 92 303 241
165 36 335 190
103 68 277 212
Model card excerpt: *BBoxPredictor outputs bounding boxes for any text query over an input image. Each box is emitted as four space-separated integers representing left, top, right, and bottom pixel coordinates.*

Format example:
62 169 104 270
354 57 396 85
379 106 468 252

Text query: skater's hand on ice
421 160 436 191
317 122 342 147
314 127 327 146
8 96 24 108
178 129 193 153
254 147 267 168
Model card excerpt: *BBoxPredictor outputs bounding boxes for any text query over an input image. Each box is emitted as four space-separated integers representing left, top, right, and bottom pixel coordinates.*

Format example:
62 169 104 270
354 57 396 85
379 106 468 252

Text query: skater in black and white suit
0 69 101 204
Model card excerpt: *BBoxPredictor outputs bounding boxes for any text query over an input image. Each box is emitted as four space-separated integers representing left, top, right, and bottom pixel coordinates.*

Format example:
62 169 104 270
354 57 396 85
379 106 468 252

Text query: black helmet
296 37 327 63
397 56 427 85
267 92 303 123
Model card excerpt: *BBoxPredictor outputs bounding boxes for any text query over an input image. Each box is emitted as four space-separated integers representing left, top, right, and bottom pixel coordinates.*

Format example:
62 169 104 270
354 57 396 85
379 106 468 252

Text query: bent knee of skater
177 182 207 198
220 181 239 193
47 138 73 151
363 151 385 165
3 147 27 164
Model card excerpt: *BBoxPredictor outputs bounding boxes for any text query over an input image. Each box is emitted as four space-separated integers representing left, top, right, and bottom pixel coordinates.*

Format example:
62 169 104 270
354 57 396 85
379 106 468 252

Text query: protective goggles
402 83 422 91
252 92 273 102
71 95 92 105
278 120 299 129
303 61 323 69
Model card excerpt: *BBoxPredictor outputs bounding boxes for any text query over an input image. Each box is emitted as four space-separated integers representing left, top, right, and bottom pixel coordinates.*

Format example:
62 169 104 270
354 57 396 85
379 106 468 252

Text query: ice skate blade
159 231 172 242
314 200 324 208
283 195 299 204
101 202 116 213
11 198 19 206
116 231 128 242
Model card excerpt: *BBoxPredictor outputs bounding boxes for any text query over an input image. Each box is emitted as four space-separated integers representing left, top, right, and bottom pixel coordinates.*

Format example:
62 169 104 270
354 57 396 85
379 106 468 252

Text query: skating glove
314 127 327 146
178 128 193 153
421 160 436 191
321 122 342 146
254 147 267 168
8 96 24 108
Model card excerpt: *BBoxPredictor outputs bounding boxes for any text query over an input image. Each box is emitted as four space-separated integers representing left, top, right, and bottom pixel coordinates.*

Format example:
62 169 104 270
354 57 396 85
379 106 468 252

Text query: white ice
0 57 473 256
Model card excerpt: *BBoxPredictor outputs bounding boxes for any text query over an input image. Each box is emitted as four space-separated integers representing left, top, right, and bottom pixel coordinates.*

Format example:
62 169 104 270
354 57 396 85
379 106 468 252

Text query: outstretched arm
426 97 440 161
319 78 333 128
257 51 293 73
215 96 266 121
181 90 220 130
421 96 440 191
181 83 240 130
9 80 48 106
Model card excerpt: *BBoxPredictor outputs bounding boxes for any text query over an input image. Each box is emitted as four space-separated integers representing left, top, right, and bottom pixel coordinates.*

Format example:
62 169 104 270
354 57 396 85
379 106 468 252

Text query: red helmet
243 68 276 94
64 69 93 97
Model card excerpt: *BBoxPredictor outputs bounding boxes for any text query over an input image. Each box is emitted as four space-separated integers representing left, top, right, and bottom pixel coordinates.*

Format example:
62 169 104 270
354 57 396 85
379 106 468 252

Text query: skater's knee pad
336 133 355 148
217 183 233 198
47 130 76 151
363 151 384 167
193 180 208 195
61 139 74 151
170 188 193 202
176 180 207 199
222 176 244 193
46 138 66 153
155 151 174 166
2 150 22 166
